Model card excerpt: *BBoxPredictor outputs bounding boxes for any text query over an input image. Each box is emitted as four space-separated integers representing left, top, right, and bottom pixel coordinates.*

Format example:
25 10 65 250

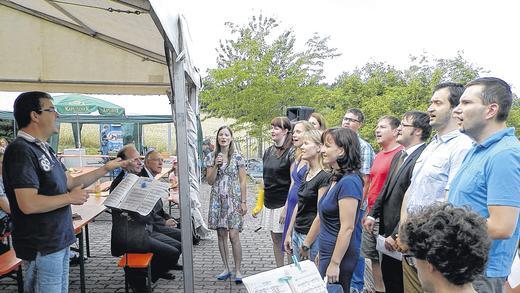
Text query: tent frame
0 1 200 291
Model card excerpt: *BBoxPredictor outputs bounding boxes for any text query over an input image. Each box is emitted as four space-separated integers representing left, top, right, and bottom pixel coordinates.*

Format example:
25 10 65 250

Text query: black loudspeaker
286 106 315 122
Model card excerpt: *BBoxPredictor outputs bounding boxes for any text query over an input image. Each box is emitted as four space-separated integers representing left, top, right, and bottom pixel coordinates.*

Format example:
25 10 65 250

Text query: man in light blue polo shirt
449 77 520 293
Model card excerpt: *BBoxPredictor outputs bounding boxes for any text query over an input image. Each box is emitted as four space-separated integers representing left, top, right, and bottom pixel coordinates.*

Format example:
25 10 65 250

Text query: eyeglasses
148 158 164 163
342 117 360 123
403 254 416 268
38 108 58 114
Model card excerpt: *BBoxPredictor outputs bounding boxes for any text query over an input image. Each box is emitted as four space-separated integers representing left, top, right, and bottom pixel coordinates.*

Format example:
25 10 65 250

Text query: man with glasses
448 77 520 292
110 145 182 292
3 91 126 292
341 108 375 292
400 203 491 293
140 150 181 243
398 83 473 293
365 111 430 293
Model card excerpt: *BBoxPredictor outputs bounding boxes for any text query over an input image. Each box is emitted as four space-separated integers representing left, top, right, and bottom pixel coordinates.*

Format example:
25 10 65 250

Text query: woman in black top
284 130 331 261
261 116 294 267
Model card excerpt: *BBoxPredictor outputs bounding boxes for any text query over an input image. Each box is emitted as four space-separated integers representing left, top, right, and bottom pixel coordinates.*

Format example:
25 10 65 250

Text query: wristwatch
301 244 310 252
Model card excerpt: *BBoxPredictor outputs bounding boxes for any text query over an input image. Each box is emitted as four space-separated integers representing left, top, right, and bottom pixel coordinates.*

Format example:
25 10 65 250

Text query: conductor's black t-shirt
3 137 74 260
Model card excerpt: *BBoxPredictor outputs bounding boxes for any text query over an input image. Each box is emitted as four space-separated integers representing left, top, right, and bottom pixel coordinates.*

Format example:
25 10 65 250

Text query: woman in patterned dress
205 126 248 283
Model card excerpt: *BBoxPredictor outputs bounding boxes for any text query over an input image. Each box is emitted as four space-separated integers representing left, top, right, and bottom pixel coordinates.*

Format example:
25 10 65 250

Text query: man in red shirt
360 116 402 293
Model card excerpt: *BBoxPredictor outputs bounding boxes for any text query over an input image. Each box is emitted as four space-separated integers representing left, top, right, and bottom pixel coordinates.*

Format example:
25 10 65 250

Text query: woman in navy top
310 127 363 290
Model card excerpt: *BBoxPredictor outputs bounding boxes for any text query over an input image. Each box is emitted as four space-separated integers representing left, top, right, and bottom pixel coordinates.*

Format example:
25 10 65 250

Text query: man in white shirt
398 82 473 293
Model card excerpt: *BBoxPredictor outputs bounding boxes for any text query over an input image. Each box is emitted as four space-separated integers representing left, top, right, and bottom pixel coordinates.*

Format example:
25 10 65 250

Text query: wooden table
68 167 99 178
72 196 107 293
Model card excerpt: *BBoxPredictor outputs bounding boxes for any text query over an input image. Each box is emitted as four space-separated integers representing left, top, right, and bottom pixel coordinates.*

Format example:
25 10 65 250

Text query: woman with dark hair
205 126 248 283
260 116 295 267
309 112 327 131
308 127 363 291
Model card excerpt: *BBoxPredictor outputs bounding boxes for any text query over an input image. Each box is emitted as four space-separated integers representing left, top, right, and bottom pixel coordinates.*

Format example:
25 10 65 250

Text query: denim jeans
350 209 365 292
292 231 319 262
24 247 70 293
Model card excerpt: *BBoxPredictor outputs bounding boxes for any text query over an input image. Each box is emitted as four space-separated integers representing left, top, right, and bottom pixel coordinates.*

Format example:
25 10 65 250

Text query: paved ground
1 183 279 293
0 182 374 292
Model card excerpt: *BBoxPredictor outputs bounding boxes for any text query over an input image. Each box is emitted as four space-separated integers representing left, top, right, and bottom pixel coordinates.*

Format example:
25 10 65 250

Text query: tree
201 15 340 141
319 52 495 149
0 119 14 142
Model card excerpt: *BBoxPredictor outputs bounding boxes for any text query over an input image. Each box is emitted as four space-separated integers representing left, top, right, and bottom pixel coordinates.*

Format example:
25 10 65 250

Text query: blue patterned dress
205 152 246 231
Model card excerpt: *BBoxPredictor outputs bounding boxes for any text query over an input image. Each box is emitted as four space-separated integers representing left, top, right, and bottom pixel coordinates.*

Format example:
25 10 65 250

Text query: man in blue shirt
448 77 520 292
3 92 126 293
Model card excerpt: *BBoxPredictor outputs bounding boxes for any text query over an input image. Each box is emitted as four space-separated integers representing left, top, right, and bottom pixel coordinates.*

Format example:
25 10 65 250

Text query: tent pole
169 46 194 292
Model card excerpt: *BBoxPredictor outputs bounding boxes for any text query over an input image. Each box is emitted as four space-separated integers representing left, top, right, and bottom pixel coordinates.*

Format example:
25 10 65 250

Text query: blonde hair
294 121 315 160
310 113 327 130
301 130 324 169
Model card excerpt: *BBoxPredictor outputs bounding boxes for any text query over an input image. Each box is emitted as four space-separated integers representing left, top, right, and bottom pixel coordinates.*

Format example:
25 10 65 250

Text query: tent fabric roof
0 110 172 124
0 0 201 94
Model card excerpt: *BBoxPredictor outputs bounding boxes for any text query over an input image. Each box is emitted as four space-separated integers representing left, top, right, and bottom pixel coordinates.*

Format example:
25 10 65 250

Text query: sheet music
118 177 170 215
103 174 138 208
376 235 402 261
243 260 326 293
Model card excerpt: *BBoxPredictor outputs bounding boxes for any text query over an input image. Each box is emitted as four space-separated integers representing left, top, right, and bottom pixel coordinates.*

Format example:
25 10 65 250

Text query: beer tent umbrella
53 94 125 148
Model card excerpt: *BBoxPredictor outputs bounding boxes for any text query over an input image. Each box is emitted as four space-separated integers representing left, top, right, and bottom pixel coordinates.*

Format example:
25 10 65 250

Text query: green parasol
53 94 125 148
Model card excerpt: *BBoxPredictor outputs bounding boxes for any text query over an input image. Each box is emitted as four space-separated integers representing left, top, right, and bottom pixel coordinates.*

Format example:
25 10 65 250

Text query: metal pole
169 47 194 292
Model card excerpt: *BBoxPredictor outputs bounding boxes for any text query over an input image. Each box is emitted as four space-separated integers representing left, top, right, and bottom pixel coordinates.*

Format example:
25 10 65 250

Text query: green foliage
322 52 493 150
202 14 520 150
201 14 340 138
0 120 15 142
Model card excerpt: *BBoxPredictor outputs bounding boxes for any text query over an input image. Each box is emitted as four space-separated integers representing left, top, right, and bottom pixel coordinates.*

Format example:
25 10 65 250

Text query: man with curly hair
400 203 491 293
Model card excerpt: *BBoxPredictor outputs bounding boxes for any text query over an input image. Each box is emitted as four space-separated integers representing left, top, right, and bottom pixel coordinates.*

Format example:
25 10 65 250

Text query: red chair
0 249 23 293
118 253 154 293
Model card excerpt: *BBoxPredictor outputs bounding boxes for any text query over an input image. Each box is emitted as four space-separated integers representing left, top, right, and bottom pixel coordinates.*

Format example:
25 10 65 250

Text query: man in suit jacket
139 150 181 242
110 145 180 292
364 111 431 293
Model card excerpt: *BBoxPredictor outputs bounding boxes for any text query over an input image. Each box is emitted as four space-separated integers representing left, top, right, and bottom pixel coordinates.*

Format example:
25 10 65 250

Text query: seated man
140 150 181 242
110 145 181 292
400 203 491 293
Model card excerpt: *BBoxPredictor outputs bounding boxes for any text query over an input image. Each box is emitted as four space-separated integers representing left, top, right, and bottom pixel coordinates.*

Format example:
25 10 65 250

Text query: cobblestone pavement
1 183 278 293
0 182 374 292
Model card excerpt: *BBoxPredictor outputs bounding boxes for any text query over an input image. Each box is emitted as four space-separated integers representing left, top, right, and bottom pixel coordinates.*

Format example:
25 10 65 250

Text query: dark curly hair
400 203 491 286
321 127 361 182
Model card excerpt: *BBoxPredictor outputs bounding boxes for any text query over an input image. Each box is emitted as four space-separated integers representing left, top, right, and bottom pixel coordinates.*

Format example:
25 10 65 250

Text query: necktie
390 150 408 180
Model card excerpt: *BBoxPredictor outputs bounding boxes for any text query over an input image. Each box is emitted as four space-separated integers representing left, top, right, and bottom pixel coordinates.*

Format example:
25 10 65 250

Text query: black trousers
381 254 404 293
153 224 182 244
128 229 181 292
149 230 181 281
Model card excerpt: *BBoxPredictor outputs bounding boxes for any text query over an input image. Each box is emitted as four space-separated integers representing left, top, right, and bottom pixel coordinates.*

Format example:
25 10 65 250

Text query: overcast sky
1 0 518 113
175 0 519 88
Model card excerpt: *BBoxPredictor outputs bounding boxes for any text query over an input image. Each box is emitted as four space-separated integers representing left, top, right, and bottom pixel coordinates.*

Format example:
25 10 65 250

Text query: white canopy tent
0 1 204 291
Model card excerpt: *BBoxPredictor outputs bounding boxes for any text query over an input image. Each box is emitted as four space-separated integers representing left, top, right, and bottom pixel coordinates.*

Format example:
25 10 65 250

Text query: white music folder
242 260 327 293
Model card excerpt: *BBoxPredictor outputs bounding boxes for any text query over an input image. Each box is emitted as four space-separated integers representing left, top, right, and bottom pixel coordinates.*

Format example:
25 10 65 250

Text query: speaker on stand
286 106 315 122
